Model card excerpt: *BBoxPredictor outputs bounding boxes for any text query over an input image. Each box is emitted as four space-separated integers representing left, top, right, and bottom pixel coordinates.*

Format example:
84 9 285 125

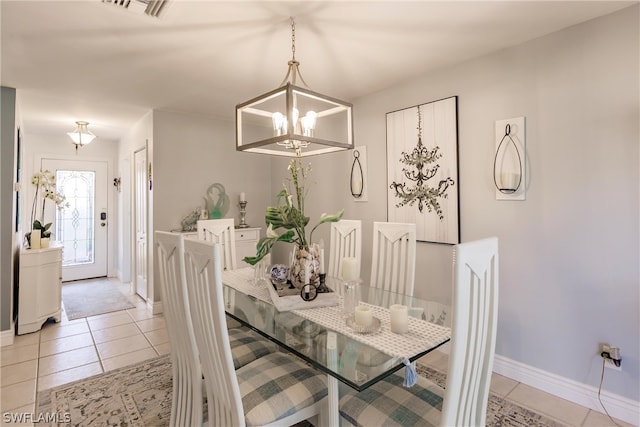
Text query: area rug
61 279 135 320
35 356 563 426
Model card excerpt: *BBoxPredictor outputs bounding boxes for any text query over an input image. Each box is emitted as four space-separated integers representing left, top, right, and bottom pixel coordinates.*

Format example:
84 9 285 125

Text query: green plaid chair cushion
339 372 444 427
237 352 328 426
229 327 278 369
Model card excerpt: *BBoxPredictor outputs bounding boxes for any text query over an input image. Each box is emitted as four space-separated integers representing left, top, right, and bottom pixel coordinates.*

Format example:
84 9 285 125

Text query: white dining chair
370 221 416 296
183 238 328 427
196 218 237 270
339 237 499 427
327 219 362 279
155 231 278 426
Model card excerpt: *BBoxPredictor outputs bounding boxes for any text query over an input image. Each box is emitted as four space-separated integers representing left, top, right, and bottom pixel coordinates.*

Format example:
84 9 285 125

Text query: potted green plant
244 155 343 288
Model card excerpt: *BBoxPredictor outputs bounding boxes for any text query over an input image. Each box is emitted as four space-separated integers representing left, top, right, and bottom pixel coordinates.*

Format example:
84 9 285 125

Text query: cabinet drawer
235 229 259 242
21 247 62 267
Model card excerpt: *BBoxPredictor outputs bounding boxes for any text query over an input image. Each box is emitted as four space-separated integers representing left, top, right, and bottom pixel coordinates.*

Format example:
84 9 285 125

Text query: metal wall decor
349 145 368 201
386 96 459 244
494 117 526 200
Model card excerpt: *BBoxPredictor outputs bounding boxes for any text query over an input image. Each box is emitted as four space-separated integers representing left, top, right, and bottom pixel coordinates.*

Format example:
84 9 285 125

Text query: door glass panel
55 170 96 266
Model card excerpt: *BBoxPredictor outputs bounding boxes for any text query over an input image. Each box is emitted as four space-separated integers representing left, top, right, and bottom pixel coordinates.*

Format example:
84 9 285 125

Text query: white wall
299 6 639 403
151 109 273 303
21 132 120 279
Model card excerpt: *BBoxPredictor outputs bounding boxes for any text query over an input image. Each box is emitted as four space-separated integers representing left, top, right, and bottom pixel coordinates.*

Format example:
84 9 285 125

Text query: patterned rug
36 356 562 426
62 279 135 320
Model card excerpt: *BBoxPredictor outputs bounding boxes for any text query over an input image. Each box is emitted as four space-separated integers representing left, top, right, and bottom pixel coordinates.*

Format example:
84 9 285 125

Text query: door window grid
56 170 96 266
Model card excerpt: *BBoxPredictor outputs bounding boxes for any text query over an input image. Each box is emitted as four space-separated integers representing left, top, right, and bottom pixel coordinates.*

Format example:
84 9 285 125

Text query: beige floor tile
136 317 166 333
8 333 40 348
101 348 158 372
38 333 94 358
36 362 103 392
91 323 142 344
39 321 90 342
490 372 518 397
0 403 36 427
95 334 152 360
87 312 133 331
0 360 37 387
0 379 36 412
38 346 99 377
582 409 636 427
154 342 171 356
126 308 157 322
507 383 589 426
144 329 168 346
1 344 39 367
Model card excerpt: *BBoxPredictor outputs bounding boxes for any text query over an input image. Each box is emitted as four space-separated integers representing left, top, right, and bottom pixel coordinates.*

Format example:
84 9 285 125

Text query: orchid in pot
26 170 68 248
243 155 343 288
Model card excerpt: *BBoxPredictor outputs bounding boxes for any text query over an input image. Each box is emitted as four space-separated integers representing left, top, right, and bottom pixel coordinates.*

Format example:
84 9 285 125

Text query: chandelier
67 121 96 152
236 18 353 157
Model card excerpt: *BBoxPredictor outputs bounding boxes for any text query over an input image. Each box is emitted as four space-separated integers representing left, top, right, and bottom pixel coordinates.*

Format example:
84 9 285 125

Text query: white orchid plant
243 156 343 266
29 170 68 239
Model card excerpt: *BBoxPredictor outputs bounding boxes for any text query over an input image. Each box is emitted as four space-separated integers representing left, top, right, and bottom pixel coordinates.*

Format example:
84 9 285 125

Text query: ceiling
1 0 634 142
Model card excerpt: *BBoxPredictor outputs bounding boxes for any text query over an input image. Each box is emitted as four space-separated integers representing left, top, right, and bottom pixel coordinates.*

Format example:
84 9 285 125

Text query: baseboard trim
1 328 15 347
493 354 639 425
148 299 163 315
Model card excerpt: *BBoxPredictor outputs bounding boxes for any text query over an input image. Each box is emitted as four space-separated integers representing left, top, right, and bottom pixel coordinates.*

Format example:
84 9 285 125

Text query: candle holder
238 201 249 228
317 273 330 293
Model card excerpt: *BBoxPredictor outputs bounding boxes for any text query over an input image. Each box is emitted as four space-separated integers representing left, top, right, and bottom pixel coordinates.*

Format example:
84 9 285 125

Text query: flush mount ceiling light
236 17 354 157
67 121 96 152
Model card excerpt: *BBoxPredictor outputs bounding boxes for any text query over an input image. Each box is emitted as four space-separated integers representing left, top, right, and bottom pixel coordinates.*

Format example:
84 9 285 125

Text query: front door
41 158 108 281
133 148 148 300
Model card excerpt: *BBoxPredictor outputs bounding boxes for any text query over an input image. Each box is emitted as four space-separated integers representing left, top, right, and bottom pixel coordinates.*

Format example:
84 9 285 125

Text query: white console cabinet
18 244 63 335
183 227 261 268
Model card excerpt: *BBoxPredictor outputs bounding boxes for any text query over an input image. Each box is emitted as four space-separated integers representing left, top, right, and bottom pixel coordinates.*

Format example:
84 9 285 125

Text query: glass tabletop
222 272 451 392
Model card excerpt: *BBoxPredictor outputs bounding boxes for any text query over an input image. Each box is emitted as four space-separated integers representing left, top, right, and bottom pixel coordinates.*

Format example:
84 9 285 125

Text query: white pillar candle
390 304 409 334
342 257 359 281
354 305 373 327
501 172 518 190
239 192 246 202
319 248 325 274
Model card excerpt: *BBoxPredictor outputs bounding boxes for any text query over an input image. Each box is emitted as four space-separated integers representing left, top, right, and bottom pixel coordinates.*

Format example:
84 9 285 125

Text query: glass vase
290 245 320 289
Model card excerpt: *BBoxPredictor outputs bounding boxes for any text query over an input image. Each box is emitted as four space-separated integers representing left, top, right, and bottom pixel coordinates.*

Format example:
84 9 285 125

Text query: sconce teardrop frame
494 117 526 200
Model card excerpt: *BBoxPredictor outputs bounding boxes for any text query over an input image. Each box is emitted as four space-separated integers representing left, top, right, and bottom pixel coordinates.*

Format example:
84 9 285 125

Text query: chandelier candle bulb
354 305 373 327
390 304 409 334
342 257 359 281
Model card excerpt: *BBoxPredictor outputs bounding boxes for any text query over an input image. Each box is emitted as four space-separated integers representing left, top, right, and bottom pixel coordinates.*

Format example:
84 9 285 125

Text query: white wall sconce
494 117 525 200
67 121 96 152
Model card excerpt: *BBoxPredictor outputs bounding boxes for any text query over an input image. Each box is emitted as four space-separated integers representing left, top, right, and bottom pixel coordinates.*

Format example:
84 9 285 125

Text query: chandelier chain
290 17 296 62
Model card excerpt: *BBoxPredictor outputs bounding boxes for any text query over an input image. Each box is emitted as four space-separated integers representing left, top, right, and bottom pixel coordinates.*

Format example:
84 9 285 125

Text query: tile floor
0 278 634 427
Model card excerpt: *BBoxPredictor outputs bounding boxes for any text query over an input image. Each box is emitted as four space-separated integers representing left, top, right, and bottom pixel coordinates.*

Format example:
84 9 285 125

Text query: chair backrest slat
196 219 237 270
370 222 416 296
155 231 203 427
441 237 499 427
328 219 362 279
184 239 246 427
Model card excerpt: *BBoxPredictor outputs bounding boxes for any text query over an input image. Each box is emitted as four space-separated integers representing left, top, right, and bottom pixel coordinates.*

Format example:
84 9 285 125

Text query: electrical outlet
601 344 622 371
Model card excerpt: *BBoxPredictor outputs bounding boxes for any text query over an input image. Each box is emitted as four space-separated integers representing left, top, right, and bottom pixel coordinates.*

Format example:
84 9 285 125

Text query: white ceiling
1 0 634 142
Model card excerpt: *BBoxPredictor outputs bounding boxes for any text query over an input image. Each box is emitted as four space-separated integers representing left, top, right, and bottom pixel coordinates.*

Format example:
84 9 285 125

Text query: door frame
37 153 116 278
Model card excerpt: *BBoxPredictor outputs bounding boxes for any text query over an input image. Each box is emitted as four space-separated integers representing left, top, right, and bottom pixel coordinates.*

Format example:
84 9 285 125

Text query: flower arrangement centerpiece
243 155 343 288
26 170 68 248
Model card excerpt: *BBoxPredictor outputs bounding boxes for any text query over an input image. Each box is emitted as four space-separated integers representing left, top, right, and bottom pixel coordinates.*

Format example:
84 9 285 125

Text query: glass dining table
222 268 451 425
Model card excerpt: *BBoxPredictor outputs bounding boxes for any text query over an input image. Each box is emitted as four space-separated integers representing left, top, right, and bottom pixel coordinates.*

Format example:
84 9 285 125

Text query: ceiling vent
102 0 168 18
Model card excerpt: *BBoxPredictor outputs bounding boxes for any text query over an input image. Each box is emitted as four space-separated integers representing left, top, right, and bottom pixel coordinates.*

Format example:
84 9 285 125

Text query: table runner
223 268 451 360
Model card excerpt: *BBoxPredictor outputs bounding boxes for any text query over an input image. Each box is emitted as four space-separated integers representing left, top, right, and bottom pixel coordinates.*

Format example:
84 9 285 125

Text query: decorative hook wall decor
494 117 526 200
